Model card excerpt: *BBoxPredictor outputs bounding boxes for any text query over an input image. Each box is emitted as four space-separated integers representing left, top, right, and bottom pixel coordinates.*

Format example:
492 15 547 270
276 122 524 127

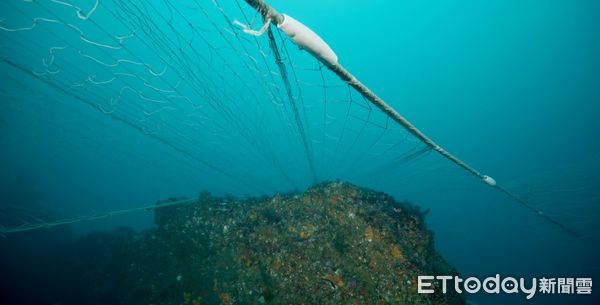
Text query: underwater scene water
0 0 598 304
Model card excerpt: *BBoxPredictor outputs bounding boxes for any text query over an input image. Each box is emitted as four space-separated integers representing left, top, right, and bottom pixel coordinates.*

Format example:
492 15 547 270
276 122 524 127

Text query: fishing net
0 0 578 236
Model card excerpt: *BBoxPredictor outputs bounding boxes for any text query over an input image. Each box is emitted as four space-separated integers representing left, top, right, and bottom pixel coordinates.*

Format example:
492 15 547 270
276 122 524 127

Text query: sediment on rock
69 182 464 305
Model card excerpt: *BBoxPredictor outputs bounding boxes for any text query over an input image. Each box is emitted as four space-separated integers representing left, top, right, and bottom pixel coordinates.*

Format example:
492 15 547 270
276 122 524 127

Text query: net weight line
243 0 579 238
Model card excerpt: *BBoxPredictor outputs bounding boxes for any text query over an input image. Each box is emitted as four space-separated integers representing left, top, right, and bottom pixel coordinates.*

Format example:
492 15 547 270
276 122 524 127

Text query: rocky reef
69 182 464 305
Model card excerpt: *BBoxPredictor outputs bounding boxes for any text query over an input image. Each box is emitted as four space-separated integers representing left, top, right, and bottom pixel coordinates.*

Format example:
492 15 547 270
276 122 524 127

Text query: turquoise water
0 0 598 304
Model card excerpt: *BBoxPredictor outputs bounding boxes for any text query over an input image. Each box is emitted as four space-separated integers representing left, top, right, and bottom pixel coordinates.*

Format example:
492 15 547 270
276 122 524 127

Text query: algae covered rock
91 182 464 305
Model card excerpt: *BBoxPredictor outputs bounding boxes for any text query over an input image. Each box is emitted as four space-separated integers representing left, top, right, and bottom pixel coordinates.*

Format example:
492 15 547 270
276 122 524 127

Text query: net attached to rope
0 0 578 237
